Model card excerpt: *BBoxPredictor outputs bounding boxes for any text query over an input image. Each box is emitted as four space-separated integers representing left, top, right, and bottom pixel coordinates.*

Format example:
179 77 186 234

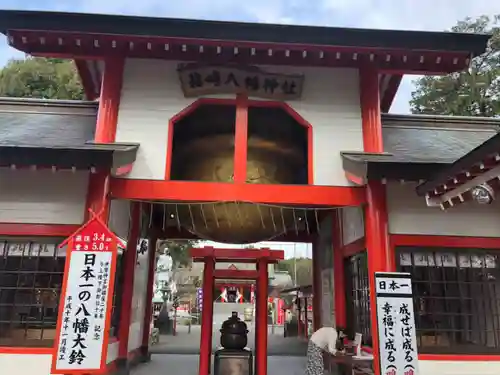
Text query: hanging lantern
471 183 495 205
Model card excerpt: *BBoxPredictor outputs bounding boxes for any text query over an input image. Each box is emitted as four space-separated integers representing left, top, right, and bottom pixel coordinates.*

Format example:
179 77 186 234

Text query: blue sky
0 0 499 111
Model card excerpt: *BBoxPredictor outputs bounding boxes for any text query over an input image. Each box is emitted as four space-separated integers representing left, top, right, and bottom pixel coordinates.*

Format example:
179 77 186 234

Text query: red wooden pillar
140 233 158 361
311 239 322 331
234 94 249 183
87 57 125 222
256 288 261 368
360 65 393 375
85 169 111 221
332 210 346 328
117 202 141 369
297 298 302 337
94 57 125 144
199 257 215 375
255 258 268 375
303 298 309 339
359 66 383 153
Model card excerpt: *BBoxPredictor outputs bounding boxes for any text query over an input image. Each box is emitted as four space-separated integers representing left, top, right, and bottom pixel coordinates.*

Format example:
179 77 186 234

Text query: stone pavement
131 354 308 375
152 302 308 356
151 324 308 356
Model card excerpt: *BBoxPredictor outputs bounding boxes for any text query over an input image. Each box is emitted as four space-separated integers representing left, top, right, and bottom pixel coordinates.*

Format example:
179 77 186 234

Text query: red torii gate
190 246 284 375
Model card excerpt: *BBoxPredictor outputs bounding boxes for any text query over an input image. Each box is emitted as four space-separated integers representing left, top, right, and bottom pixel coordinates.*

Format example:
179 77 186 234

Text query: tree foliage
410 15 500 116
160 239 199 267
0 57 84 100
276 257 312 286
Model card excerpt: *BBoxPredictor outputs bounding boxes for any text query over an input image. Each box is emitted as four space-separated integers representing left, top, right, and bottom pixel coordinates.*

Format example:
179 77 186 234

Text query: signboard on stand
196 287 203 311
375 272 419 375
51 211 124 374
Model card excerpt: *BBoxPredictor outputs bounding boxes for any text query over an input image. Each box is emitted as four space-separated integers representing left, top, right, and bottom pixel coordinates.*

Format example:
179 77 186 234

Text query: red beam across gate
190 246 284 263
213 270 259 280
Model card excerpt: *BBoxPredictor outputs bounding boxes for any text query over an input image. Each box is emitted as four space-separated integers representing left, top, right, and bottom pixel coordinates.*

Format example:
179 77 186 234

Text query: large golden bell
174 134 305 243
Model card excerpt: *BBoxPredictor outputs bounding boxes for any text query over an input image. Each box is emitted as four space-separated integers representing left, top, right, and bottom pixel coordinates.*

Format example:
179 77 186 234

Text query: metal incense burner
213 312 253 375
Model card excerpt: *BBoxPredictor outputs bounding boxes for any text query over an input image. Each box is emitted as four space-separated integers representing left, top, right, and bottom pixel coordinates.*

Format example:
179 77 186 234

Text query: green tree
0 57 84 100
410 15 500 116
161 239 198 267
276 257 312 286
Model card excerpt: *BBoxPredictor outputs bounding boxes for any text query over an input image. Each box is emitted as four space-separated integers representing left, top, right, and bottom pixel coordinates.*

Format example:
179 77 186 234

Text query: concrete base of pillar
115 358 130 375
113 347 151 375
139 345 152 363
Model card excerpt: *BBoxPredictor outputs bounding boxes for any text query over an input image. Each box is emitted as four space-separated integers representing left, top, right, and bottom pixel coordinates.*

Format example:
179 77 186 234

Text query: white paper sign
0 242 66 257
375 276 412 296
400 252 496 269
55 251 113 371
375 272 419 375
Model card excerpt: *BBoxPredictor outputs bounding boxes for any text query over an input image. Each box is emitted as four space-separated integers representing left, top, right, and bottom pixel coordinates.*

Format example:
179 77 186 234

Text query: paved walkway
151 324 308 356
132 354 308 375
142 303 312 374
152 303 308 356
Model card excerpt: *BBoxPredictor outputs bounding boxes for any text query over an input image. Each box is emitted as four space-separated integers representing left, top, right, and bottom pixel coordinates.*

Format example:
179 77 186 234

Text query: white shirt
310 327 338 354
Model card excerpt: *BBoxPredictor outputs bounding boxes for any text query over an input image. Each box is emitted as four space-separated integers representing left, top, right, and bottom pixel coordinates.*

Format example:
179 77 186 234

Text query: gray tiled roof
382 114 500 163
0 112 96 146
0 99 499 165
0 98 97 147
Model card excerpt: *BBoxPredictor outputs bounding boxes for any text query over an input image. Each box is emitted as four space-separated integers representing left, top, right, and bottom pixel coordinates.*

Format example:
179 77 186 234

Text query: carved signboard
51 213 123 374
178 64 304 100
375 272 419 375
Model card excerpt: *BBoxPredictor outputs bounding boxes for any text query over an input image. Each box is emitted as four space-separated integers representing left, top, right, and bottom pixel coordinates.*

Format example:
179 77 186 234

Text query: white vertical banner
52 215 122 375
375 272 419 375
56 251 113 370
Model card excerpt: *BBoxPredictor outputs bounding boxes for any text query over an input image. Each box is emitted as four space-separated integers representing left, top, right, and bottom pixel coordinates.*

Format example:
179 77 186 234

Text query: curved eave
0 10 490 56
2 11 487 110
6 29 475 74
379 74 403 113
416 132 500 209
0 142 139 173
341 151 450 185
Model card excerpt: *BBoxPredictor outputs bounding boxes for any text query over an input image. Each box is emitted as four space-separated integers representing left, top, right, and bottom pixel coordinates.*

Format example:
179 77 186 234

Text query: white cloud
1 0 500 111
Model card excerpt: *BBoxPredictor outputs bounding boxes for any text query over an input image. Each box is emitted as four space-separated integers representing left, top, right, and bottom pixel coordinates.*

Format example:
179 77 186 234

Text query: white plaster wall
0 169 88 224
116 59 191 181
108 199 131 240
278 65 362 186
0 354 54 375
387 182 500 236
0 354 56 375
341 206 365 245
116 59 362 186
0 343 119 375
419 360 500 375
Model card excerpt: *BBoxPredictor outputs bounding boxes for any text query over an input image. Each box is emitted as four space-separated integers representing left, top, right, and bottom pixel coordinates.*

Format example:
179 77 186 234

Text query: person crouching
305 326 346 375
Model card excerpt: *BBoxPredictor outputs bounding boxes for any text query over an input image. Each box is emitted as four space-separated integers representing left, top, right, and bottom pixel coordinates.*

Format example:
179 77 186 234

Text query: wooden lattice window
0 239 124 347
344 251 372 345
397 247 500 354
